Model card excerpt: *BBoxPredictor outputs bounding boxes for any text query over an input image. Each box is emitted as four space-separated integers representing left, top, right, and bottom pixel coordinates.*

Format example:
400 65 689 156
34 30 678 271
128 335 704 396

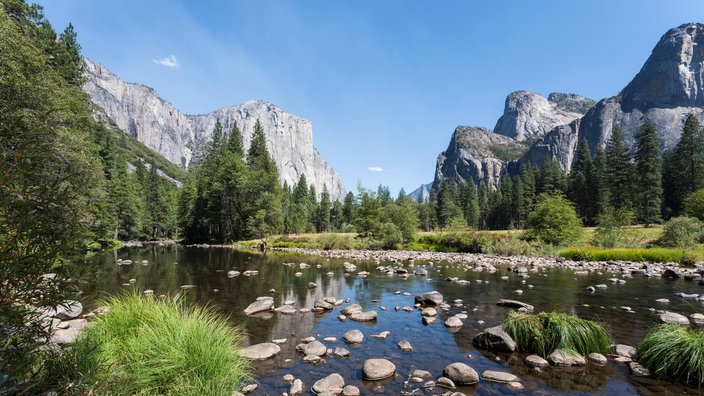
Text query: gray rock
525 354 550 368
589 352 608 365
691 313 704 324
340 304 363 316
275 305 297 315
396 340 413 352
312 373 345 394
314 299 333 310
615 344 637 359
51 300 83 320
51 319 87 345
290 379 304 395
494 91 583 141
495 299 534 312
342 385 360 396
412 369 432 378
436 377 456 390
334 347 350 358
243 297 274 315
660 311 690 325
443 362 479 385
547 349 587 366
241 384 258 394
304 341 327 357
414 291 444 306
444 316 463 328
422 316 436 325
481 370 519 383
82 59 346 200
343 329 364 344
240 342 281 360
349 310 377 322
421 307 437 317
629 361 651 377
472 325 517 352
362 358 396 380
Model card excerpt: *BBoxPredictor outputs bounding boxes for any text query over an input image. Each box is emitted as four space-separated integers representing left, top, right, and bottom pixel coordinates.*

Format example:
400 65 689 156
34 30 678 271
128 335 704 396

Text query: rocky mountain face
434 23 704 190
407 183 432 203
82 59 346 201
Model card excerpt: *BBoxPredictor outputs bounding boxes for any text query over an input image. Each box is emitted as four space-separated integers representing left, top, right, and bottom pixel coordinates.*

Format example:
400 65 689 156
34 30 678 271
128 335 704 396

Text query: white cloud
153 55 180 68
368 166 384 172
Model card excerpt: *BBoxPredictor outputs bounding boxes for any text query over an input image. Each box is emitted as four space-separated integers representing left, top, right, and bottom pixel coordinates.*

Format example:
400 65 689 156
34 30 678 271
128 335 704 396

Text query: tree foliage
524 193 583 246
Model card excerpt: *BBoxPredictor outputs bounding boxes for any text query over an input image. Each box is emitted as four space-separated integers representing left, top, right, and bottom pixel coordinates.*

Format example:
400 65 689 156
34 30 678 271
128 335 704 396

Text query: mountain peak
620 23 704 112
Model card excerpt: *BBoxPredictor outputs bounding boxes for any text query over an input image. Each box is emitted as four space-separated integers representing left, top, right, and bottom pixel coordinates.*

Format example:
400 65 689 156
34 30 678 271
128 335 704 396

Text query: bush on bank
69 292 249 395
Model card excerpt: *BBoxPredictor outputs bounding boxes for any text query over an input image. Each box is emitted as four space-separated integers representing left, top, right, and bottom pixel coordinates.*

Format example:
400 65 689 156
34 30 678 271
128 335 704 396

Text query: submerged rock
414 291 444 306
495 299 534 312
243 297 274 315
312 373 345 394
481 370 519 383
472 325 517 352
240 343 281 360
443 362 479 385
362 358 396 380
547 349 586 366
343 329 364 344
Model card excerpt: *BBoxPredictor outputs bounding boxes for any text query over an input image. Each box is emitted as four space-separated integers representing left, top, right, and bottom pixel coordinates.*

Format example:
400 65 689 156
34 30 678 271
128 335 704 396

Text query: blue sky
43 1 703 196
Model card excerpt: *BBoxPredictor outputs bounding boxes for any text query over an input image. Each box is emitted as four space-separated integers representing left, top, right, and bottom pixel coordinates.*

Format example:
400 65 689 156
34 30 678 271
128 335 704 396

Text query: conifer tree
569 138 594 224
635 120 663 225
592 145 609 215
666 113 704 213
605 125 634 210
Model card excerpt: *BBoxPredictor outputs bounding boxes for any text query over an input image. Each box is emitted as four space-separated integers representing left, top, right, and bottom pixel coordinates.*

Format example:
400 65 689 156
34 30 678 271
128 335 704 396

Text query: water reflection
78 246 704 395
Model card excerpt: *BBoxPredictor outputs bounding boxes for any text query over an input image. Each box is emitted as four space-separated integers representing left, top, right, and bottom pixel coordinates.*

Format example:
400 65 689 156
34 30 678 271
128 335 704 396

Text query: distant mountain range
82 59 346 201
430 23 704 192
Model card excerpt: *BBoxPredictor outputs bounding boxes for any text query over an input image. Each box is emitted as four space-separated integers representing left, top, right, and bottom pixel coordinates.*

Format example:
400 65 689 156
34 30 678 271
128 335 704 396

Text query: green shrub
373 222 403 250
592 208 634 248
637 324 704 384
683 189 704 221
524 193 583 246
503 311 610 357
558 247 696 263
315 233 351 250
657 216 702 248
71 292 249 395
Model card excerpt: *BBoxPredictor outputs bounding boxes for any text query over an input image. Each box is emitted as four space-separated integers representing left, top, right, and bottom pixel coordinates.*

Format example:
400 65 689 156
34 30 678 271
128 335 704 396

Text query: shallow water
78 245 704 395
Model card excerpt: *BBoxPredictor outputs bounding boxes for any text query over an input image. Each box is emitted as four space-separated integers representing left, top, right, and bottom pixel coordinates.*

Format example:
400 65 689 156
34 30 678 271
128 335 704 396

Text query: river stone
240 342 281 360
495 299 534 312
663 268 680 279
525 354 550 368
422 316 436 325
397 340 413 352
51 319 87 345
241 384 257 394
414 291 444 306
616 344 637 358
290 379 304 395
444 316 463 328
362 358 396 380
51 300 83 320
340 304 363 315
343 329 364 344
334 347 350 358
307 282 318 289
436 377 456 390
589 352 608 365
629 362 651 376
443 362 479 384
312 373 345 394
412 369 432 378
660 311 690 325
275 305 297 315
547 349 586 366
472 325 517 352
342 385 360 396
415 268 428 276
349 310 377 322
481 370 519 383
655 298 670 304
243 297 274 315
421 307 437 316
691 313 704 324
314 299 334 311
304 341 327 357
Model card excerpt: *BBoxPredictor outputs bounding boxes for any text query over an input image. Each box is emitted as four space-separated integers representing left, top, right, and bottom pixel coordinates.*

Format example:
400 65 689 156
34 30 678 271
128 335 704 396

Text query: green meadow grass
637 324 704 385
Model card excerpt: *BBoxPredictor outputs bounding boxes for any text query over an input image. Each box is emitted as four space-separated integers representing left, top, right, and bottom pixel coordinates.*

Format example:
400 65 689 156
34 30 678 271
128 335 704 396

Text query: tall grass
503 311 611 357
637 324 704 384
559 247 700 263
72 292 249 395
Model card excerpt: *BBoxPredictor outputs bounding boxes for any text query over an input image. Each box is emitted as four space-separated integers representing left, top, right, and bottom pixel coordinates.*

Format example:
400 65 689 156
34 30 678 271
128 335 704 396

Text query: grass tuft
503 311 611 357
559 247 700 263
72 291 249 395
637 324 704 384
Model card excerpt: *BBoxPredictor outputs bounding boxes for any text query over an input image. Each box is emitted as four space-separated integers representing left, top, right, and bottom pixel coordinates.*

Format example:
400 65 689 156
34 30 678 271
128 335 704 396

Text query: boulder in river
472 325 517 352
240 342 281 360
443 362 479 385
312 373 345 394
243 297 274 315
362 358 396 380
495 299 534 312
414 291 444 306
547 349 586 366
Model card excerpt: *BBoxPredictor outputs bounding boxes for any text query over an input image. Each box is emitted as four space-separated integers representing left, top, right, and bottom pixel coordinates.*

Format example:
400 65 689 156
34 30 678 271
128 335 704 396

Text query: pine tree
605 125 634 210
316 185 331 232
227 121 244 157
635 120 663 225
592 145 609 215
667 114 704 213
342 192 355 225
569 138 593 224
244 119 282 238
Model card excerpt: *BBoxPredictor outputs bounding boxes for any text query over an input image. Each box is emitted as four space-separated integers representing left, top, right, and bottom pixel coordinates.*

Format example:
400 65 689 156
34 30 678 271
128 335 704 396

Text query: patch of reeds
71 292 249 395
637 324 704 384
559 247 698 263
503 311 611 357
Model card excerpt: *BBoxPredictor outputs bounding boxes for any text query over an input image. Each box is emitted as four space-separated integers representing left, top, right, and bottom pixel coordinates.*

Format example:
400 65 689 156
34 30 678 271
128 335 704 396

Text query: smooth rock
481 370 519 383
472 325 517 352
615 344 637 359
525 354 550 368
343 329 364 344
629 361 651 376
362 358 396 380
304 341 327 357
334 347 350 358
51 300 83 320
240 342 281 360
342 385 360 396
290 379 304 395
312 373 345 394
340 304 363 315
589 352 608 365
421 307 437 317
495 299 534 312
397 340 413 352
443 362 479 384
241 384 258 394
444 316 463 328
660 311 690 325
243 297 274 315
414 291 444 306
436 377 455 390
349 310 377 322
547 349 586 366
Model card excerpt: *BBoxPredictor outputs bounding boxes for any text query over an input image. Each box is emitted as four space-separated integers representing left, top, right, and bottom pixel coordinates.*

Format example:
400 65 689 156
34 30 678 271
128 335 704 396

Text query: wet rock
227 270 240 277
443 362 479 385
51 319 87 345
472 325 517 352
655 298 670 304
481 370 519 383
371 331 390 340
241 342 281 360
413 369 432 378
343 262 357 272
547 349 586 366
444 316 463 328
323 337 337 343
362 358 396 380
312 373 344 394
303 355 322 364
436 377 455 390
314 300 334 311
334 347 350 358
338 314 347 321
585 286 596 293
241 384 257 394
495 299 534 312
282 374 295 383
275 305 297 315
663 269 680 279
415 268 428 276
421 307 437 316
51 300 83 320
343 329 364 344
414 291 444 306
307 282 318 289
629 362 651 376
340 304 363 316
290 379 304 395
349 310 377 322
691 313 704 324
422 316 436 325
589 352 608 365
616 344 637 359
397 340 413 352
342 385 360 396
304 341 327 357
525 354 550 368
243 297 274 315
660 311 690 325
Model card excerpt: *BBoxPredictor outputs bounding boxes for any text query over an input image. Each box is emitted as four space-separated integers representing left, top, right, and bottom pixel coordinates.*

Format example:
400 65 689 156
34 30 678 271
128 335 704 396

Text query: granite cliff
433 23 704 190
82 59 346 201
